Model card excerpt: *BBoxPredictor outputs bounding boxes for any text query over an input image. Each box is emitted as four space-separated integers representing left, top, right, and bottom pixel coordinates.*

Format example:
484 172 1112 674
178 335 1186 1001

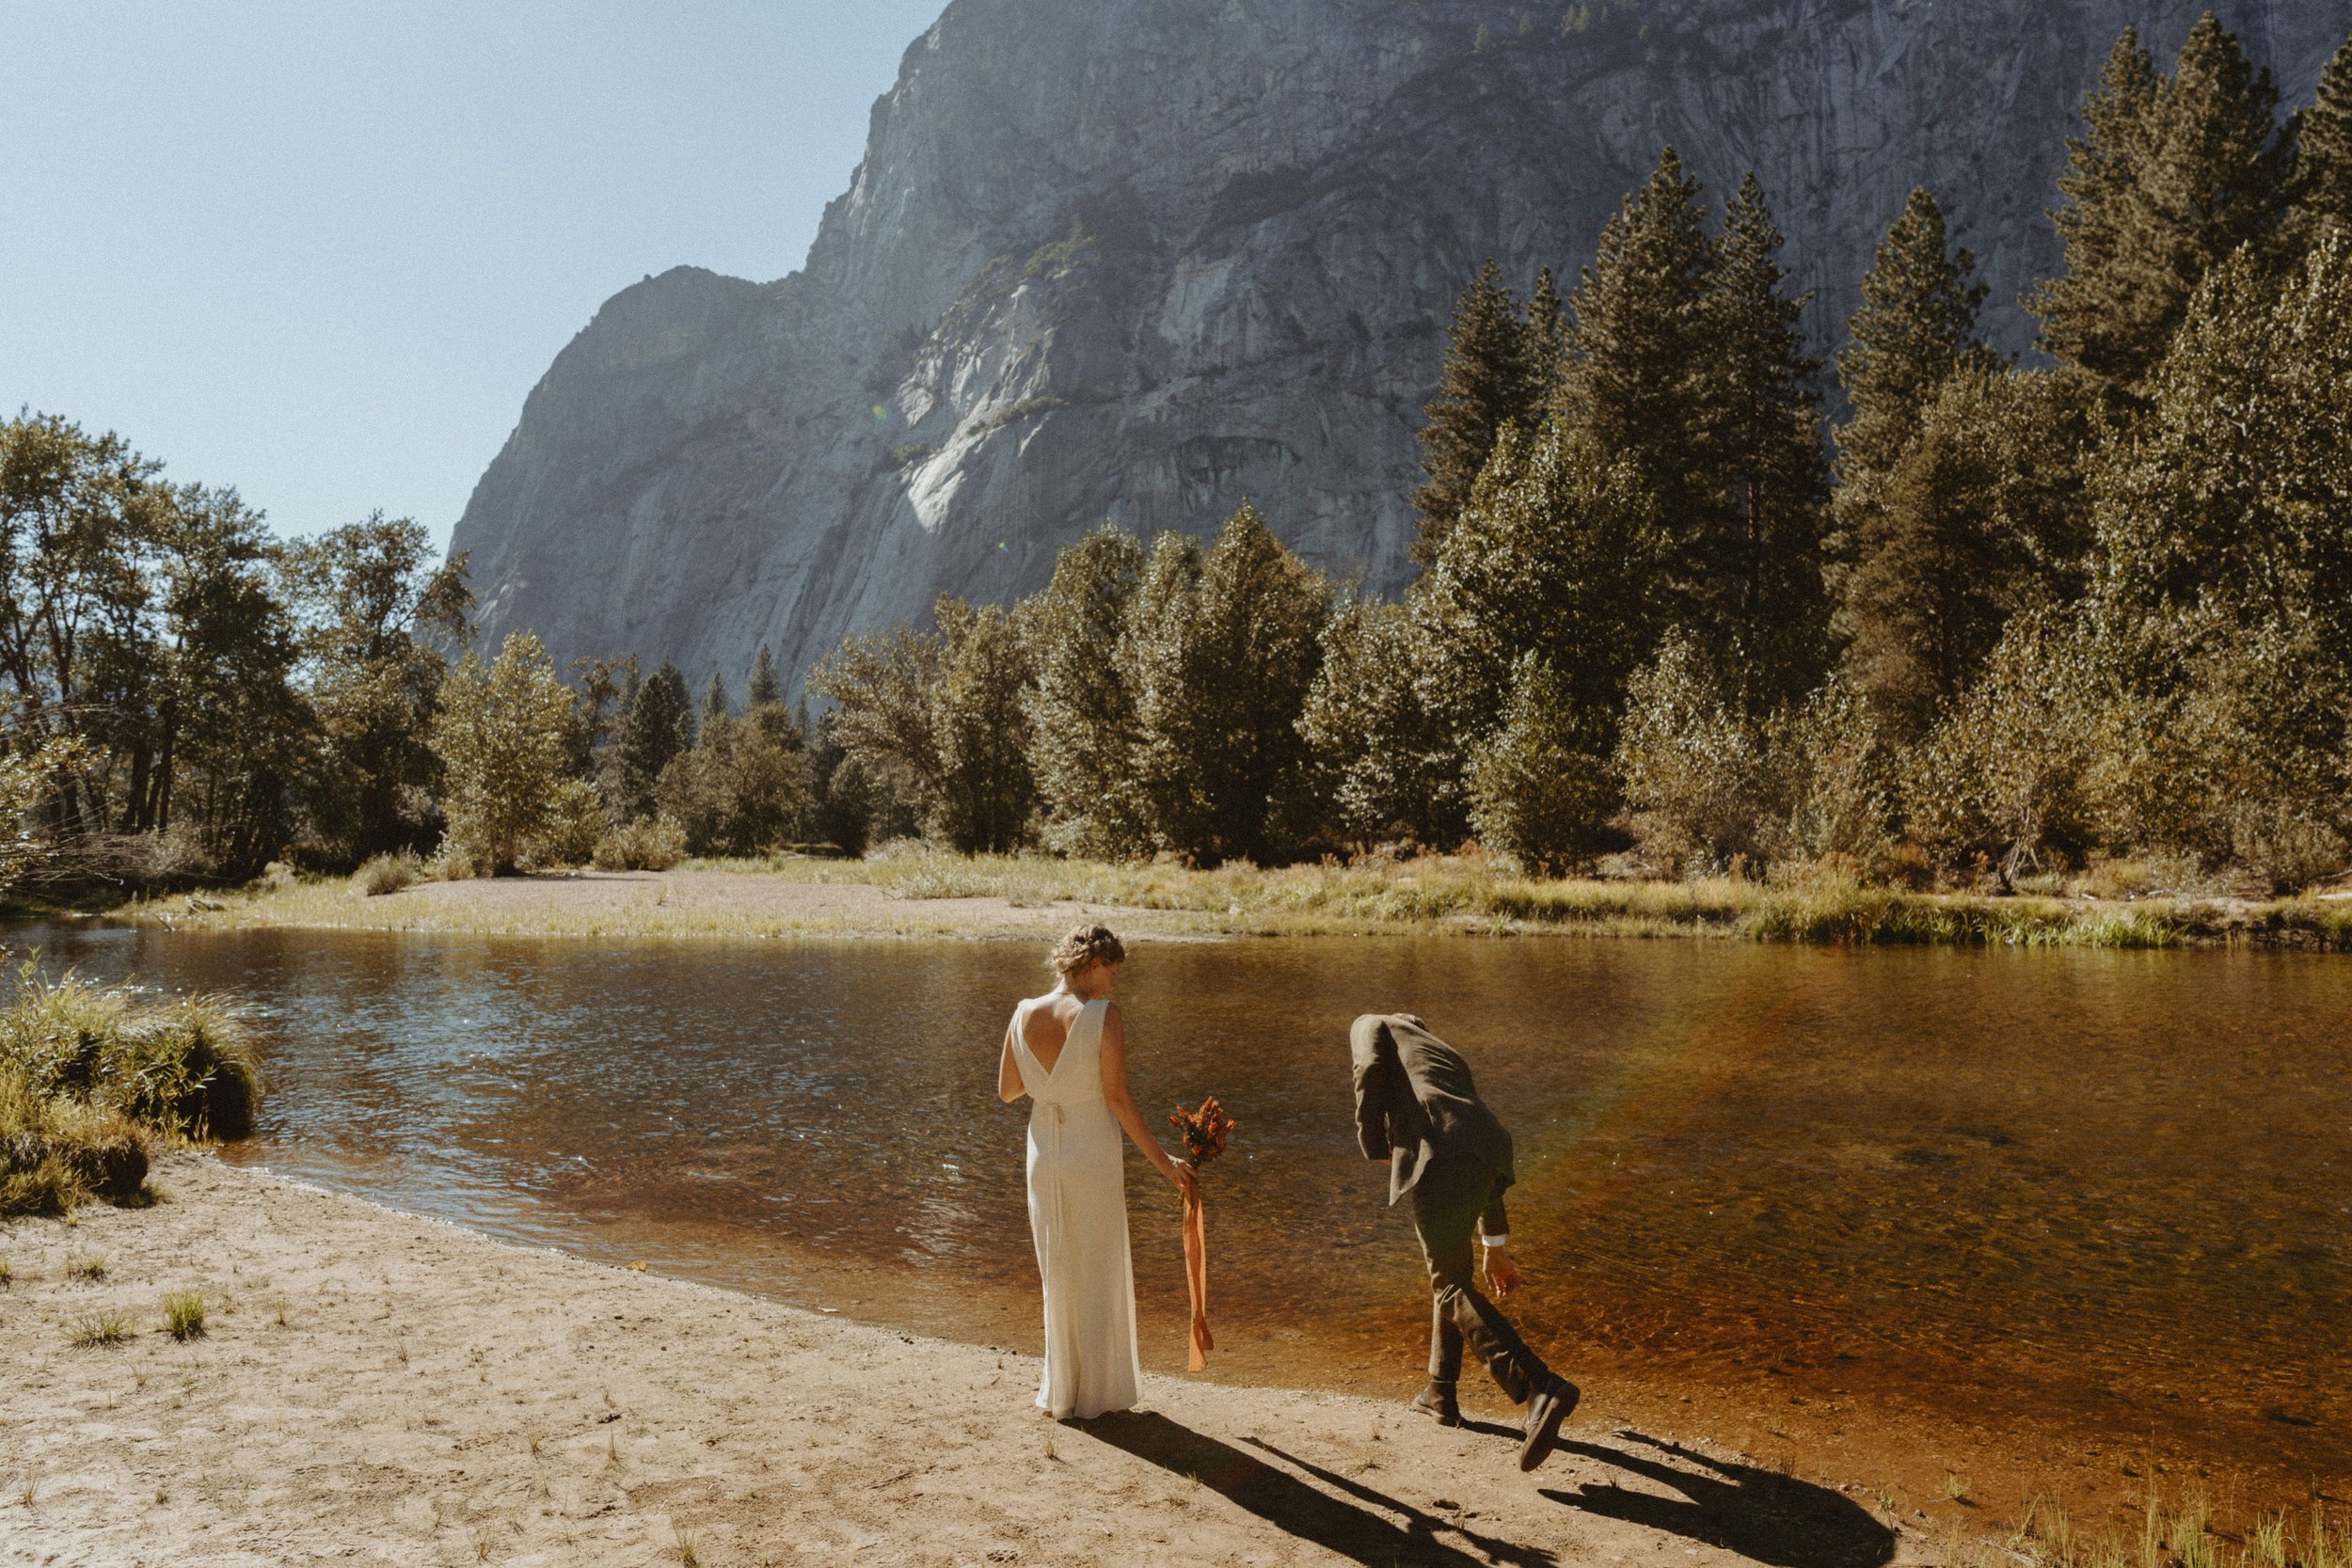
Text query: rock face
452 0 2349 690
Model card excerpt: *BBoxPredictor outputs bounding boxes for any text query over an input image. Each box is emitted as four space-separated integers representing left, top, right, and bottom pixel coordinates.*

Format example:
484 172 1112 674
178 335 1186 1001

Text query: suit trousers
1407 1155 1549 1403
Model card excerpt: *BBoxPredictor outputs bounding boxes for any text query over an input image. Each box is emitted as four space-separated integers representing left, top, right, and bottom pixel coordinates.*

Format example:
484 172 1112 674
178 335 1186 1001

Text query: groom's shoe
1408 1381 1462 1427
1518 1374 1579 1472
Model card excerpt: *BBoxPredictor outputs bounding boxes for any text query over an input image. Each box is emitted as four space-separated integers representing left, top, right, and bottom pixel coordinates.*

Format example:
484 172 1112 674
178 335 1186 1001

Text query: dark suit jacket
1349 1013 1515 1234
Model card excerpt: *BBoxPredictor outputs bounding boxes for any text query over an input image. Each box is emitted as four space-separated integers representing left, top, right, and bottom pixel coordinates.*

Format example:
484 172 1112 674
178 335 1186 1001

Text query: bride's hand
1168 1159 1199 1199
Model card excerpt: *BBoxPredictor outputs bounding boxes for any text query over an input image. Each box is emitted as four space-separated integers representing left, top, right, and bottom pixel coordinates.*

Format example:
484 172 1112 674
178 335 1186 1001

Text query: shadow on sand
1076 1410 1558 1567
1542 1432 1896 1568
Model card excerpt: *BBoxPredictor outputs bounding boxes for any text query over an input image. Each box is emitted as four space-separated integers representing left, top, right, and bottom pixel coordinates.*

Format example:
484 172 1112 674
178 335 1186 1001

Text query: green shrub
1614 635 1761 872
0 967 262 1214
527 778 608 868
592 816 687 872
350 850 421 896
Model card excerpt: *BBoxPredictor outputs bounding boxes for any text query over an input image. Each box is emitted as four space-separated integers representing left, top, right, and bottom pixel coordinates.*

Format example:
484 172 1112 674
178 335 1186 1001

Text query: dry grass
161 1290 205 1340
66 1308 132 1348
120 845 2352 951
1 968 262 1215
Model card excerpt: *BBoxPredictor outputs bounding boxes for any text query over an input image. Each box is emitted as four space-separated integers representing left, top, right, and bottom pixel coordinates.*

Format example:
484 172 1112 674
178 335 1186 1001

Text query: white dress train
1009 995 1141 1419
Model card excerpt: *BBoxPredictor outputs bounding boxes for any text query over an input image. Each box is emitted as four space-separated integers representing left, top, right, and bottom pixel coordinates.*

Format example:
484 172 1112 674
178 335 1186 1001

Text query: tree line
8 14 2344 895
813 15 2352 893
0 419 831 882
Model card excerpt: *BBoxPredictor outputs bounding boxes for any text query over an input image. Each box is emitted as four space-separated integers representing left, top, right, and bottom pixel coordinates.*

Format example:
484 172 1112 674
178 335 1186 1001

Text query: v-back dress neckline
1025 991 1096 1083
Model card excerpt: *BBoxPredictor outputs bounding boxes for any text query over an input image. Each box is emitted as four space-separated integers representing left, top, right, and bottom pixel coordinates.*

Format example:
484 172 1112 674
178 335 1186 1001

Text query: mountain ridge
450 0 2350 691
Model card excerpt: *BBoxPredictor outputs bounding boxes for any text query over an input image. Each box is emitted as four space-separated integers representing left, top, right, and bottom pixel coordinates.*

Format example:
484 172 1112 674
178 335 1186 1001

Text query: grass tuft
1 964 264 1215
67 1308 132 1348
65 1251 105 1281
675 1528 701 1568
161 1290 205 1340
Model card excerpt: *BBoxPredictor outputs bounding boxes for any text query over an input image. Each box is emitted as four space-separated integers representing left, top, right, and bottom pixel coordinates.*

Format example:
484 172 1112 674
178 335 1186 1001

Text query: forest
3 16 2348 899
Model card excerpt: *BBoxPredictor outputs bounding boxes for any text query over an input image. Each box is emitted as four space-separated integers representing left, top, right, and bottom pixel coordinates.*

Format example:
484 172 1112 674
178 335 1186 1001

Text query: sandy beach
2 1154 1926 1567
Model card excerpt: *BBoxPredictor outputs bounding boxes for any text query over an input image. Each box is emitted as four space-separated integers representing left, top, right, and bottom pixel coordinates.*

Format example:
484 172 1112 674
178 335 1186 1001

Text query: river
16 922 2349 1517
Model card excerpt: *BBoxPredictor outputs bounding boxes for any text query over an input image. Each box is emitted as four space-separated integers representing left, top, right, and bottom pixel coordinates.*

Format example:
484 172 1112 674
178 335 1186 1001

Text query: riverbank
2 1154 1929 1566
115 847 2352 948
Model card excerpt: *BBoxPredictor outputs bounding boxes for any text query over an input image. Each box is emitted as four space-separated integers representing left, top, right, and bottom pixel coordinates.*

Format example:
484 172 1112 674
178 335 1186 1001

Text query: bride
997 924 1197 1419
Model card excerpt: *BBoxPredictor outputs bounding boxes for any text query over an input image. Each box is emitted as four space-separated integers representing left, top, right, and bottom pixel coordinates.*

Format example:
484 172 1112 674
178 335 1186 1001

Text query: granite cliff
450 0 2350 689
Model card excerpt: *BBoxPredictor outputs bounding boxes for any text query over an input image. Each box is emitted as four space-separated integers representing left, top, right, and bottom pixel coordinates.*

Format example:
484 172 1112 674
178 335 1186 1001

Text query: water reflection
15 923 2350 1502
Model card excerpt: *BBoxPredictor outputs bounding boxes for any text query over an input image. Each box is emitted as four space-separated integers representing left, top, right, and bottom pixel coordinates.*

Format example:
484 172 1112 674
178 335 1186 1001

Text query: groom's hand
1482 1249 1520 1299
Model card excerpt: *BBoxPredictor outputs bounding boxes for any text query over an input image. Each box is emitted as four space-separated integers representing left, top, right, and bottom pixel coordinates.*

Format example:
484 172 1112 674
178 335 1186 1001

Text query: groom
1350 1012 1578 1471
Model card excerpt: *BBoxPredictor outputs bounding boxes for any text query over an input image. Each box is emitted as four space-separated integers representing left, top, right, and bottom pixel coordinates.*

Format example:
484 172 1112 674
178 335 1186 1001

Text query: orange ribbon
1181 1172 1212 1371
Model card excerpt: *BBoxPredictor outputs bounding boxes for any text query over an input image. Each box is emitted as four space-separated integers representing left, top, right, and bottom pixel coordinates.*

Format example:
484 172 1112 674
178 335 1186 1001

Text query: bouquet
1168 1097 1237 1370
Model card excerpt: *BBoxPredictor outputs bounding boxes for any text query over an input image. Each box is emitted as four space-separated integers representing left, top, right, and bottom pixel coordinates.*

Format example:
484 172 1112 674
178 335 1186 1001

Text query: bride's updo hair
1049 924 1126 977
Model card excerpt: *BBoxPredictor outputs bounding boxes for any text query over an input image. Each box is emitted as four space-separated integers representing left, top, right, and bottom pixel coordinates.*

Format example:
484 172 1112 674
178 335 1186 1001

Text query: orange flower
1168 1096 1237 1168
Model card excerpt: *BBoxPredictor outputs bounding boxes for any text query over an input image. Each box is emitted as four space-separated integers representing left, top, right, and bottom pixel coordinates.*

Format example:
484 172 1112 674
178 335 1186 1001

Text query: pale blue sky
2 1 946 548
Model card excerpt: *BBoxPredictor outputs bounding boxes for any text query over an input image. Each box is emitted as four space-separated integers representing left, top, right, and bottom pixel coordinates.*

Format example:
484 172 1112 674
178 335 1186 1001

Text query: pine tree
742 643 801 752
1125 505 1327 863
1022 522 1151 857
1522 265 1566 408
1411 421 1667 759
2289 30 2352 245
746 644 784 709
1835 188 1990 507
1848 368 2094 740
699 672 731 729
2031 16 2293 403
1692 172 1831 706
1465 653 1617 874
1833 187 1992 697
1412 260 1533 562
1556 148 1716 549
613 661 694 820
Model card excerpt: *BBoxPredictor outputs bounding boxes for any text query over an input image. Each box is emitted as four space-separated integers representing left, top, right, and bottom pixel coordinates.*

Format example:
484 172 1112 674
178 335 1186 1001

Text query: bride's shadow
1076 1411 1558 1567
1540 1432 1896 1568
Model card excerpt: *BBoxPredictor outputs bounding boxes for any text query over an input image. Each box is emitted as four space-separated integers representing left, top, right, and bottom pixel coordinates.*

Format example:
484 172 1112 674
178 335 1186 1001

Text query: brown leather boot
1408 1380 1462 1427
1518 1374 1579 1471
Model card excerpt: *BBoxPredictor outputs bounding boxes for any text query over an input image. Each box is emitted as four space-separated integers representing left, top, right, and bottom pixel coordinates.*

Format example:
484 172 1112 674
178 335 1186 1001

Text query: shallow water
17 923 2351 1503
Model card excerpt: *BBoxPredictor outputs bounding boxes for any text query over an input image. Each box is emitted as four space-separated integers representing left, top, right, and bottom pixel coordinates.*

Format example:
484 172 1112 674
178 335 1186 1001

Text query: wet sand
1 1155 1927 1567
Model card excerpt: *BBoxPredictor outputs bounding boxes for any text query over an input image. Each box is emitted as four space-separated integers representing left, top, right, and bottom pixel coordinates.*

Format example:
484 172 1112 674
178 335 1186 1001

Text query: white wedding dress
1009 995 1141 1419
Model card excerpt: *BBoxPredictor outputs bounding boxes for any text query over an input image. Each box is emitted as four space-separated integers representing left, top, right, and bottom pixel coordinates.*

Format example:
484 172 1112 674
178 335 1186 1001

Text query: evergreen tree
1296 596 1460 847
1844 370 2090 738
1021 522 1150 857
1834 188 1990 520
1125 505 1327 863
1833 188 1993 705
2031 15 2293 404
1693 172 1831 705
613 660 693 820
741 644 801 752
1412 260 1534 562
746 644 784 710
1556 147 1716 552
699 672 730 729
2289 30 2352 245
810 597 1036 853
1465 654 1616 874
1411 421 1667 760
1522 265 1567 407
